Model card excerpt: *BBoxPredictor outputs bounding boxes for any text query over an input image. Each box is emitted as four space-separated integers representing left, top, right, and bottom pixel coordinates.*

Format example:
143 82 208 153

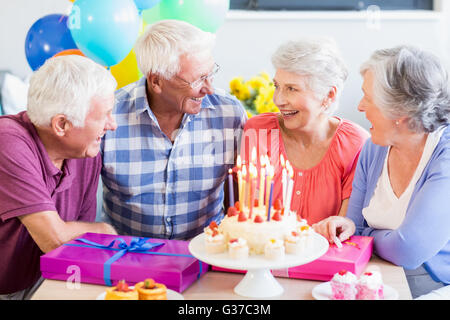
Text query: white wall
213 10 449 129
1 1 449 130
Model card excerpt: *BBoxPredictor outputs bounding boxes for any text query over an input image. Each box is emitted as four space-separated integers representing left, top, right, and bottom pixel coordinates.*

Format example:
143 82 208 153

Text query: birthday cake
205 151 315 259
203 200 313 258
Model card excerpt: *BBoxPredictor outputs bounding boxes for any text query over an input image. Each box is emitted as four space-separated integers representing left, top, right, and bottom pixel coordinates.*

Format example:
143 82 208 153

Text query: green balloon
142 2 162 24
158 0 229 33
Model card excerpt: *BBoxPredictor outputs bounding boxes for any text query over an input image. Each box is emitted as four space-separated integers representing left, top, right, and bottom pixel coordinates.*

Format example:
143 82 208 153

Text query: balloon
110 21 147 89
68 0 141 67
134 0 161 12
141 1 162 24
110 49 140 89
158 0 230 33
24 14 78 71
53 48 84 57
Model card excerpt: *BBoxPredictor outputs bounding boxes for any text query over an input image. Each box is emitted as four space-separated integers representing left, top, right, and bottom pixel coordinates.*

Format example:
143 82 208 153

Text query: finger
327 219 337 242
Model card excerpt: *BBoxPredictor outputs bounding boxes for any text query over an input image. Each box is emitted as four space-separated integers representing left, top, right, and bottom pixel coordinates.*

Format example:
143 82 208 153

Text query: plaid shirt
101 77 247 240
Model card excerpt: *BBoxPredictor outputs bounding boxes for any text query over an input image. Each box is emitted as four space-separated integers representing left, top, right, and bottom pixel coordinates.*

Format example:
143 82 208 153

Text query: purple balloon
25 14 77 71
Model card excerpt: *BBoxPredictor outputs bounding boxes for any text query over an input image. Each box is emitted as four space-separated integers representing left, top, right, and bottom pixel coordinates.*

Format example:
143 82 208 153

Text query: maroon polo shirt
0 111 101 294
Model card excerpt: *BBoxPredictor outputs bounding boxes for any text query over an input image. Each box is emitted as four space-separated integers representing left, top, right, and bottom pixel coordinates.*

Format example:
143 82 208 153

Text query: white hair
271 37 348 115
27 55 117 127
360 45 450 132
134 19 216 79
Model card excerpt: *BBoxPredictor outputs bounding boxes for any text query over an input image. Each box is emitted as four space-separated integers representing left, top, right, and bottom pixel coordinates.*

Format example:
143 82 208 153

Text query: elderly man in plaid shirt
101 20 247 240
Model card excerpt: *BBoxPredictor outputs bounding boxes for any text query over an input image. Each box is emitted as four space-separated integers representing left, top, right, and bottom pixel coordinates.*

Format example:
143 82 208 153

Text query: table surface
32 255 412 300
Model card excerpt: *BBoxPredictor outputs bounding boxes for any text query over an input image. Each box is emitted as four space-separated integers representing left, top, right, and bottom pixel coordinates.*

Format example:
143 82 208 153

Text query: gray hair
271 37 348 115
135 20 216 79
27 55 117 128
360 45 450 132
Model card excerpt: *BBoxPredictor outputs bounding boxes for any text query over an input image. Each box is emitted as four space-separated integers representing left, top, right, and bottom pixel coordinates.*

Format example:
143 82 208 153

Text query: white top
362 127 445 230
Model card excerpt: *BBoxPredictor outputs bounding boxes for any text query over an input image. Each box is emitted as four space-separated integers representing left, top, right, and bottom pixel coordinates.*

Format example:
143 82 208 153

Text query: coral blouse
239 113 369 225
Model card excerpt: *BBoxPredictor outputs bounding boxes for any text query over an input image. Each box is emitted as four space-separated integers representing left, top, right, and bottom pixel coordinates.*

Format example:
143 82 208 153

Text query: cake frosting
218 203 309 255
228 237 249 259
356 271 384 300
264 238 285 260
330 270 358 300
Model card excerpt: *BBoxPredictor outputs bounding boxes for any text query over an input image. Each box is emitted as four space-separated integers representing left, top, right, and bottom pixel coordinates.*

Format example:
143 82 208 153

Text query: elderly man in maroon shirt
0 55 118 299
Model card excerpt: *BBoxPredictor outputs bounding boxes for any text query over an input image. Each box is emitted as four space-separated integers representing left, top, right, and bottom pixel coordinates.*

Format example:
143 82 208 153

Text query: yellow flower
229 71 278 116
229 77 250 101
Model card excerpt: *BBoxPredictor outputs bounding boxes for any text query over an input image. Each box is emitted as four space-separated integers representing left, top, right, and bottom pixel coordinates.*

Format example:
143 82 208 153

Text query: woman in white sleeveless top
313 45 450 299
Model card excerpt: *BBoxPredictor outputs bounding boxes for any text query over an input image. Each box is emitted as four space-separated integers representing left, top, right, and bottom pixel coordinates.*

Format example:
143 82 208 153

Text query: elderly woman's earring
395 120 399 125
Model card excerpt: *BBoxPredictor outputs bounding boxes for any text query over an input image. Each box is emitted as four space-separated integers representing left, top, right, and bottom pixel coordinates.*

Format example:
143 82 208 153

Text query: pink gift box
213 236 373 281
40 232 209 292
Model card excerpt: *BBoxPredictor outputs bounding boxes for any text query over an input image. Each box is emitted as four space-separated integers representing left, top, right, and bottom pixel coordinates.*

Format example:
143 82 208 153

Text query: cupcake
264 238 285 260
330 270 357 300
205 230 227 254
204 221 219 236
228 238 249 259
135 278 167 300
356 271 384 300
297 225 314 250
105 280 138 300
284 231 304 254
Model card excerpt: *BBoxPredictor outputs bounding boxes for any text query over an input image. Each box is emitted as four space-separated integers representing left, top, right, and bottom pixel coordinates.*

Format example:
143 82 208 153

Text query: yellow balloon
110 49 140 89
110 21 147 89
69 0 75 2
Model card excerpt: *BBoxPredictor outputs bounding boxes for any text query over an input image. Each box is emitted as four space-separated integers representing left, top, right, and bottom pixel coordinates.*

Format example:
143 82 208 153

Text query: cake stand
189 233 329 298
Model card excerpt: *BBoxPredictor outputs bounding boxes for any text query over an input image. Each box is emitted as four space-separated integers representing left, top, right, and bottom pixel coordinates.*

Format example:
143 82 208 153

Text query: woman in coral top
239 38 369 225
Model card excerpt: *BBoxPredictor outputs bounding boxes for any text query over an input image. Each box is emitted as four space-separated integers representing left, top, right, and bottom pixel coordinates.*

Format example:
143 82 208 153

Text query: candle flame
251 147 257 164
237 155 241 169
260 155 266 168
242 164 247 177
280 154 285 167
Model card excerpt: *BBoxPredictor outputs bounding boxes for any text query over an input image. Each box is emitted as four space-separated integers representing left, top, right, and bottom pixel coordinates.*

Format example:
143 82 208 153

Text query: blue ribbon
63 237 202 286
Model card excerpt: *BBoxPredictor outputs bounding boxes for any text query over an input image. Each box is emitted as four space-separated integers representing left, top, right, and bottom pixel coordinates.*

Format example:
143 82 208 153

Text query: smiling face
67 93 117 158
358 70 396 146
158 52 215 116
273 69 326 131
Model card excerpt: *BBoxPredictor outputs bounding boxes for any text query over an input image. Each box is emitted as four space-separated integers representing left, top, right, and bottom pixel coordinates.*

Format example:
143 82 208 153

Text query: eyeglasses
175 63 220 89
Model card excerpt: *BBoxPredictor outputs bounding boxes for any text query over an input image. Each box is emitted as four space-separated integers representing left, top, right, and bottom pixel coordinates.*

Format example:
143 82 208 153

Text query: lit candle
281 154 287 206
249 164 257 219
251 147 257 165
242 164 247 210
237 156 243 211
265 164 273 212
267 180 274 221
237 155 242 170
284 163 294 216
228 169 234 208
258 155 266 210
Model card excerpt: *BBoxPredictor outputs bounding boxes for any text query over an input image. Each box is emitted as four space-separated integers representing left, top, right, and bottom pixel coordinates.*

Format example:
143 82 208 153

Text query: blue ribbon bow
63 236 202 286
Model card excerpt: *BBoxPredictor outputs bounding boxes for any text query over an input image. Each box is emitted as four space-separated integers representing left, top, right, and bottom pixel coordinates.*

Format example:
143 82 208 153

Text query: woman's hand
312 216 356 244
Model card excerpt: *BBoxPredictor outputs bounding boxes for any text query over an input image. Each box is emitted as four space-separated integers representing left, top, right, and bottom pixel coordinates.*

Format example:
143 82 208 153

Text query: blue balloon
68 0 141 67
134 0 161 12
25 14 77 71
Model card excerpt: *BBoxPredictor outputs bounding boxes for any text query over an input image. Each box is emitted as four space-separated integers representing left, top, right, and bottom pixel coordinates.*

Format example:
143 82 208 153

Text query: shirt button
298 172 303 177
296 190 301 195
166 217 171 222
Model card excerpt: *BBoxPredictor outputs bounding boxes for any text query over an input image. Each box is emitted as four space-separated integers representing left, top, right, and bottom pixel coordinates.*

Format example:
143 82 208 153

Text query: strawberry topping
253 215 264 223
272 211 282 221
238 211 247 222
273 199 282 210
227 206 238 217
